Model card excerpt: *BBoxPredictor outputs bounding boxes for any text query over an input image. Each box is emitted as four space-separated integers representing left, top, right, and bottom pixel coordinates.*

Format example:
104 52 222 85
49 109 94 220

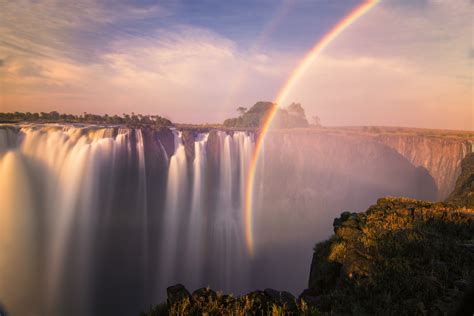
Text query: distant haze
0 0 472 130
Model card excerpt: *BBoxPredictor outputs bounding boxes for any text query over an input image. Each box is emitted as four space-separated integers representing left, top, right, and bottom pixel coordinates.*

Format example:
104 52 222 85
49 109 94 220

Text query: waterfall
136 129 149 284
0 124 254 316
211 132 253 291
159 130 189 288
186 133 209 288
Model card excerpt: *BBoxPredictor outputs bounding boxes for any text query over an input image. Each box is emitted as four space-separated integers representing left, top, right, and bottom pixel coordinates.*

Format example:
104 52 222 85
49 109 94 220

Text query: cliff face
376 134 472 200
303 197 474 315
447 153 474 207
250 129 439 294
248 128 473 295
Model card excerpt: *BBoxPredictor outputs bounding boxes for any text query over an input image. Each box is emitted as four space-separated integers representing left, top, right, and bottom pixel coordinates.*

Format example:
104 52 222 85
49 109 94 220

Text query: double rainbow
244 0 380 256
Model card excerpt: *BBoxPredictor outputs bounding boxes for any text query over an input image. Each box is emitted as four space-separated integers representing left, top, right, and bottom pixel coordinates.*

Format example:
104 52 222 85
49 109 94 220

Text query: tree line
0 111 173 126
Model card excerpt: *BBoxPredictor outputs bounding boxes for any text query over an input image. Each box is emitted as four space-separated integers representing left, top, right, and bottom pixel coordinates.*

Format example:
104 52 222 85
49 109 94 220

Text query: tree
236 106 247 116
311 115 322 127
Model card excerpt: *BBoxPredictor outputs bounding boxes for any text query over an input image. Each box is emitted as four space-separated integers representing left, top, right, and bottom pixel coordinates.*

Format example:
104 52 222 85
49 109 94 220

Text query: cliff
375 132 472 200
303 197 474 315
446 153 474 208
253 129 439 293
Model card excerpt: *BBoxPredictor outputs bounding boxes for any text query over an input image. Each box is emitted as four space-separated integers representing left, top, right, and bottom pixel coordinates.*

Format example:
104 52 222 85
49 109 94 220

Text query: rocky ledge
302 197 474 315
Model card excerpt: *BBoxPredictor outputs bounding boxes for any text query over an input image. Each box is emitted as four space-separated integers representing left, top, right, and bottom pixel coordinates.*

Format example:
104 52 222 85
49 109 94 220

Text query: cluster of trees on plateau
223 101 321 128
0 111 173 126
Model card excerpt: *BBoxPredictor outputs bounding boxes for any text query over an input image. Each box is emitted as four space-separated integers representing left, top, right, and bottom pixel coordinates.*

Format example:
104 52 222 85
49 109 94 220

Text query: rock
263 288 280 302
446 153 474 207
192 287 218 304
166 284 191 307
154 127 175 158
416 302 426 315
298 293 332 312
308 240 343 295
307 197 474 314
280 291 297 311
333 211 352 230
454 279 468 291
263 288 297 311
462 243 474 253
240 290 271 313
333 212 362 240
181 130 195 163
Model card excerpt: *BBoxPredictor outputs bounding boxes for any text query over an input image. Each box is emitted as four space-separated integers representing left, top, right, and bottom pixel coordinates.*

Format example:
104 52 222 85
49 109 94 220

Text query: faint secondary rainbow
244 0 379 256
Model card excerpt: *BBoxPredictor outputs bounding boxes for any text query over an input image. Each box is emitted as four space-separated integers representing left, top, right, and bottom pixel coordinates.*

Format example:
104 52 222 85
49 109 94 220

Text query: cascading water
0 124 254 316
159 130 189 288
211 132 251 291
186 133 209 287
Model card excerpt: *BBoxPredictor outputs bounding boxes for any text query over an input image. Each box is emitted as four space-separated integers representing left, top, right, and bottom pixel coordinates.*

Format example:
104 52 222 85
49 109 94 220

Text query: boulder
166 284 191 307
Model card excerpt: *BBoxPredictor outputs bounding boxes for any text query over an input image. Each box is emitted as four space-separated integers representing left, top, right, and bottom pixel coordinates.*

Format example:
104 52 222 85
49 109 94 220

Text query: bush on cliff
142 284 319 316
302 197 474 315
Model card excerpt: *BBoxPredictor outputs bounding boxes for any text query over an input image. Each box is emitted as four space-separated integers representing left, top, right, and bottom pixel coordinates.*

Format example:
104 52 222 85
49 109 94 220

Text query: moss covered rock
305 197 474 315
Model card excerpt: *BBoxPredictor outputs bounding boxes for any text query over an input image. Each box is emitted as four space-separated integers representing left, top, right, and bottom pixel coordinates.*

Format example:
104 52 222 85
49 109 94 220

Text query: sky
0 0 472 129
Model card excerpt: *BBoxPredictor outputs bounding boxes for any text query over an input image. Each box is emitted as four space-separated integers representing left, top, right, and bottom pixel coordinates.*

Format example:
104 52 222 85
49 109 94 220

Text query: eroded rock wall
376 134 472 199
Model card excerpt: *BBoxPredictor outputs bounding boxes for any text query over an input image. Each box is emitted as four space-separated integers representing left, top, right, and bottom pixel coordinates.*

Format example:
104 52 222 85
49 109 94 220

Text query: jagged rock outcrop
302 197 474 315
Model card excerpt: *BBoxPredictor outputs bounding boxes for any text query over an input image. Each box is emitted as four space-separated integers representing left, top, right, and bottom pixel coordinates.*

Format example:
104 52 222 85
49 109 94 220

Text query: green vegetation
0 111 172 126
223 101 274 128
223 101 310 128
303 197 474 315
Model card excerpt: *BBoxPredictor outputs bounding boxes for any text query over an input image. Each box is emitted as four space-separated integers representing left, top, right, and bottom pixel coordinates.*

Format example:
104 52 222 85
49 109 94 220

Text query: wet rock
181 130 195 163
155 127 175 158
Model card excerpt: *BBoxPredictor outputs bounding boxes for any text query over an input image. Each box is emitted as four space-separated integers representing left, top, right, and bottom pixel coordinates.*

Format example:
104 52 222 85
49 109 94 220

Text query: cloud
1 0 470 129
0 0 295 121
280 0 472 130
0 0 169 62
1 23 294 122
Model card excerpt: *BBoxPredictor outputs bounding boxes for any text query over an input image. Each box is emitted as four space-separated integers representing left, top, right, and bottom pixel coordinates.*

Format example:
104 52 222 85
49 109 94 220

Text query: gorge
0 124 472 316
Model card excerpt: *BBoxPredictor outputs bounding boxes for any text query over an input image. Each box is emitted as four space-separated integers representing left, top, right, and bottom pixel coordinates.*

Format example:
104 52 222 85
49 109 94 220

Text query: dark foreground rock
141 285 315 315
302 197 474 315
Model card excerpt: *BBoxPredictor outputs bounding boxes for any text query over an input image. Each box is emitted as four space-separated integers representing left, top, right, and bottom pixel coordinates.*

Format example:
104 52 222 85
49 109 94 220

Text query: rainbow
244 0 379 256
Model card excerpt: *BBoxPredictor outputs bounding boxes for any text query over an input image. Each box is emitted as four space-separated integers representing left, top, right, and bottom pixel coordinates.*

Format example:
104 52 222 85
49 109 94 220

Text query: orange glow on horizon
244 0 380 256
